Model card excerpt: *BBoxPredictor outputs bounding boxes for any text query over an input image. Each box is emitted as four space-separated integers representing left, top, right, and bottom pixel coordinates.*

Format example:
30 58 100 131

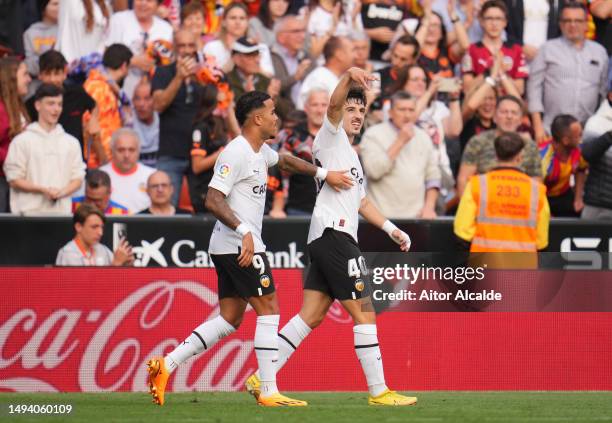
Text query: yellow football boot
368 389 417 406
257 392 308 407
146 357 169 406
245 373 261 400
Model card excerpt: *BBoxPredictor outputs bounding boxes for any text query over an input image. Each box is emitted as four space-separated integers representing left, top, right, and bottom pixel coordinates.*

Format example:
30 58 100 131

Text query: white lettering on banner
560 237 612 269
135 238 305 268
366 4 403 21
0 309 80 370
79 281 219 392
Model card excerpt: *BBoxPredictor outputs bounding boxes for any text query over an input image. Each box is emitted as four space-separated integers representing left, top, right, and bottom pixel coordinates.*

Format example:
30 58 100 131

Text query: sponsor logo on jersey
354 279 364 292
260 274 271 288
217 163 231 178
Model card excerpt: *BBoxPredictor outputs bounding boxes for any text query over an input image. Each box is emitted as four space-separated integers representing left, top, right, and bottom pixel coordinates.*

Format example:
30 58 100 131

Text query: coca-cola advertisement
1 267 611 392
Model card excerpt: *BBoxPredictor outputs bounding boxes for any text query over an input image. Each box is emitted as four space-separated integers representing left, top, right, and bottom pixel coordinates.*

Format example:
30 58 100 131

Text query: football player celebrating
245 68 417 406
146 91 353 407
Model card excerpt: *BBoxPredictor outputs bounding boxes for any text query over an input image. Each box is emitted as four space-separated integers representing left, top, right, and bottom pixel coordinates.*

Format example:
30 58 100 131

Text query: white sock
354 324 388 397
255 314 280 398
165 315 235 374
255 314 312 379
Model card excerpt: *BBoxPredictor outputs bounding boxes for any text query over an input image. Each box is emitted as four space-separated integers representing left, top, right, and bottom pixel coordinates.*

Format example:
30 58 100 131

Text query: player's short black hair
235 91 271 126
494 131 524 161
346 85 367 109
34 83 63 101
85 169 112 190
74 203 106 225
39 50 67 74
551 114 579 142
102 44 133 70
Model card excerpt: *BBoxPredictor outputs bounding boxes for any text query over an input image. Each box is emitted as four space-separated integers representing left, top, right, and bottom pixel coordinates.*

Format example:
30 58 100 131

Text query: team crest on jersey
260 275 271 288
354 279 364 292
217 163 231 178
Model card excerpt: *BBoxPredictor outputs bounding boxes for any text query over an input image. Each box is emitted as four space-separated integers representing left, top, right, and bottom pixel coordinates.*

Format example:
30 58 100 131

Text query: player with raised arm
145 91 353 407
245 68 418 406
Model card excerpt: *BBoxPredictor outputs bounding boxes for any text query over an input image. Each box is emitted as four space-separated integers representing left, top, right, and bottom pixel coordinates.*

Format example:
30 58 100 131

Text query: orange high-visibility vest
470 168 546 252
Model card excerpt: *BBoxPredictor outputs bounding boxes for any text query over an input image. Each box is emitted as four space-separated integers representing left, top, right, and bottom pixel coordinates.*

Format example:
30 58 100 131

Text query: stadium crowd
0 0 611 220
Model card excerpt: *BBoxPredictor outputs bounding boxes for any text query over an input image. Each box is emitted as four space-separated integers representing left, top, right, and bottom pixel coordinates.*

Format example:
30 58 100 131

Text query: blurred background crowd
0 0 610 220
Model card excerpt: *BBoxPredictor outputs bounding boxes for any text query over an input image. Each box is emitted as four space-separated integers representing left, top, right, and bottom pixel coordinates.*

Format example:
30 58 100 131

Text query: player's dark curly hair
346 85 367 109
235 91 271 126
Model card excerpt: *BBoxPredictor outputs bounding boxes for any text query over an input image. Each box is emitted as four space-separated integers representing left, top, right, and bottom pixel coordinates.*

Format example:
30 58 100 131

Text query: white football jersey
307 115 366 244
208 136 279 254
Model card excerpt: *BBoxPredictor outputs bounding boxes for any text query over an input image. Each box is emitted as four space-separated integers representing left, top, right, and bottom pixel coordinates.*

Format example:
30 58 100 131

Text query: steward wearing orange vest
454 132 550 253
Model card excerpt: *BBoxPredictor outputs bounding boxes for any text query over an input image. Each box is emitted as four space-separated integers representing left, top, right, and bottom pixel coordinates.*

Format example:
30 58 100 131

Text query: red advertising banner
1 268 611 392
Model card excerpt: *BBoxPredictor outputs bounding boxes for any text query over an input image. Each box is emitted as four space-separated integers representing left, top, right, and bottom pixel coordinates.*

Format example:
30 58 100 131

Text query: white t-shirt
523 0 549 49
106 10 173 99
308 115 366 244
208 136 279 254
57 0 110 63
56 239 114 266
100 162 156 214
297 66 339 110
203 39 275 76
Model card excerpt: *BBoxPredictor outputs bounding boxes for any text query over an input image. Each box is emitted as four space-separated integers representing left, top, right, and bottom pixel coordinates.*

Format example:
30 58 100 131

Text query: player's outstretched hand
391 229 412 252
347 67 378 90
238 232 255 267
326 169 354 192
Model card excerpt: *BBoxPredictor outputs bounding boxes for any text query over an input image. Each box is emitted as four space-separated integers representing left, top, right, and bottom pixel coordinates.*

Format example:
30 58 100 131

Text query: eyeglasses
560 19 586 24
148 183 171 190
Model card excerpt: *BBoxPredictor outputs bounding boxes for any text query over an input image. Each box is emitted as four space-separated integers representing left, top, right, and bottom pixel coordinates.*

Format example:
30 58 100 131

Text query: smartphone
113 223 128 251
438 77 461 93
370 71 382 93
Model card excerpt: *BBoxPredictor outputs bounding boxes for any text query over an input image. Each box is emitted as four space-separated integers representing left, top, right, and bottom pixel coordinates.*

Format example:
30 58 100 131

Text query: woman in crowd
415 6 469 79
203 2 274 74
188 84 232 214
23 0 59 78
460 81 497 153
57 0 111 63
0 58 31 213
249 0 290 46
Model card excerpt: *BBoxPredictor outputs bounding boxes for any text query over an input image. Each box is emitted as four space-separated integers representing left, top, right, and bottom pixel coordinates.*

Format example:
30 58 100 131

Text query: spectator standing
227 37 281 101
378 34 420 99
132 80 159 167
539 114 587 217
454 131 549 252
270 15 314 108
457 95 542 196
72 169 129 215
139 170 192 215
307 0 363 61
188 85 230 214
249 0 290 46
203 2 274 75
432 0 483 44
152 29 204 205
106 0 173 100
100 128 155 213
528 2 609 142
361 0 410 63
23 0 59 78
0 57 31 213
461 0 528 96
297 36 354 109
276 88 329 216
461 80 497 152
360 91 441 219
503 0 567 62
581 85 612 219
26 51 100 163
351 32 374 73
83 44 133 168
3 83 85 215
57 0 111 63
589 0 611 56
181 1 207 52
56 203 134 266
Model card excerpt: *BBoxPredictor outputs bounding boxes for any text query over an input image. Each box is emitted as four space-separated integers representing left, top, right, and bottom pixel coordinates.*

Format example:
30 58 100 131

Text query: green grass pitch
1 392 611 423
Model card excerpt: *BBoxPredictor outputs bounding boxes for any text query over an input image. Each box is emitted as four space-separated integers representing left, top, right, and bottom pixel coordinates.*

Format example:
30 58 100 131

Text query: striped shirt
527 37 609 130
